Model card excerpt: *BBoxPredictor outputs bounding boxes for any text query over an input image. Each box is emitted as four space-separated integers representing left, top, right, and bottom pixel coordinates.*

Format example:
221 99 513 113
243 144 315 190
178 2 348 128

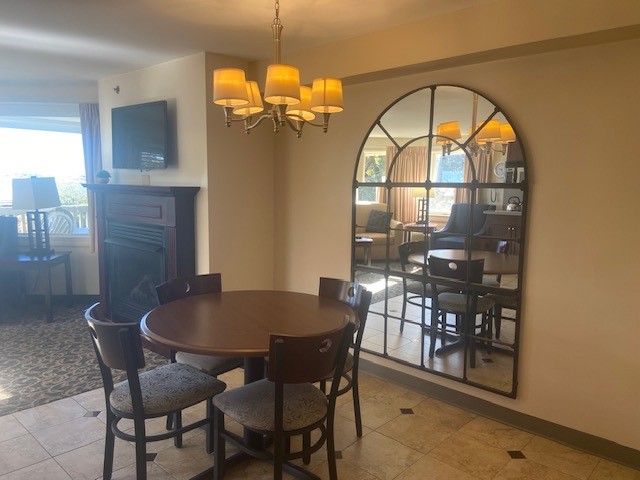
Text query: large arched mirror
352 85 527 397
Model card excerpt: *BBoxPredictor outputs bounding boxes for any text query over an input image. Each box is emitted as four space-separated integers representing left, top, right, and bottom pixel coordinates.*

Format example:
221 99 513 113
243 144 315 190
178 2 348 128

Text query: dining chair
485 291 518 340
212 319 355 480
398 241 435 332
155 274 244 377
85 303 226 480
318 277 372 437
427 256 495 367
155 273 243 451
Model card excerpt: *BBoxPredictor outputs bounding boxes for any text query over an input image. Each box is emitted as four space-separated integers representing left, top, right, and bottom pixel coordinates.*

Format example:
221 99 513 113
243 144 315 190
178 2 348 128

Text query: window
0 104 88 235
357 150 386 202
431 153 465 212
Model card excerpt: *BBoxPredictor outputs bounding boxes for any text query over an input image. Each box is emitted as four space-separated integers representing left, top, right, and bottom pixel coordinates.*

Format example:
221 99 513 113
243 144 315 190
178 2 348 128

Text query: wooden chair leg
494 306 503 339
352 371 363 437
326 417 338 480
469 314 476 368
302 433 311 464
319 379 327 394
174 410 183 448
273 434 285 480
213 408 225 480
400 291 407 332
429 305 439 358
103 411 116 480
206 399 213 454
133 416 148 480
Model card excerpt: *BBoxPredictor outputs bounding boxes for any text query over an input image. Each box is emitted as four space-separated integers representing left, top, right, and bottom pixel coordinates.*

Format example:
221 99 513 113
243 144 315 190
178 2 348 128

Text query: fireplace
106 222 165 321
85 184 200 330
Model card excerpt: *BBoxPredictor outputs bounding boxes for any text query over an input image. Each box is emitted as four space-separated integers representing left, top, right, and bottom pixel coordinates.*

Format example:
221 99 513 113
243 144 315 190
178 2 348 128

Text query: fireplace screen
105 222 165 321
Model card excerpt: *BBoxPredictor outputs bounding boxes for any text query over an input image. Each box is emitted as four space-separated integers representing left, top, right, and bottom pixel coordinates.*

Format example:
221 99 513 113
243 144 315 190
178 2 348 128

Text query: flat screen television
112 100 169 170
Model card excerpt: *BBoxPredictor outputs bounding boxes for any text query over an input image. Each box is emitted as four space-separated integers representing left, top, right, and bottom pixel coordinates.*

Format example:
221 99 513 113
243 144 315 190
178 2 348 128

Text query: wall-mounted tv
112 100 169 170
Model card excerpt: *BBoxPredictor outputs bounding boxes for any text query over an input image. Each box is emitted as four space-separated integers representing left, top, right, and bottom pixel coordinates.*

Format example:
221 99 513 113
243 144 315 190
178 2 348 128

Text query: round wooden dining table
408 248 519 275
141 289 354 379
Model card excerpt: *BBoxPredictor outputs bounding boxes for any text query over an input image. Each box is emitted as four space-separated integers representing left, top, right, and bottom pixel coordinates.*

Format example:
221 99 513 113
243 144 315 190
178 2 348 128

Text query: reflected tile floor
0 369 638 480
363 292 517 392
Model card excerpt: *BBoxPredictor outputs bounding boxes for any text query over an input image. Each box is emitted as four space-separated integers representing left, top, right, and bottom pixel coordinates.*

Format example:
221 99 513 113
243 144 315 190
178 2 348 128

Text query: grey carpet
0 298 168 417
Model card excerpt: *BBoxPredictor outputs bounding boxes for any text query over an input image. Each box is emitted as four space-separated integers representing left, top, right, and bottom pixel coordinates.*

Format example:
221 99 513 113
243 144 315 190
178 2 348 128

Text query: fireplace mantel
85 184 200 330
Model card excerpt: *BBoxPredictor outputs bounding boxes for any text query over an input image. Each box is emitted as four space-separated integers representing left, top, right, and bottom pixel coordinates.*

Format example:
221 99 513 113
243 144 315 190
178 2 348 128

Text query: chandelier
436 94 515 156
212 0 344 138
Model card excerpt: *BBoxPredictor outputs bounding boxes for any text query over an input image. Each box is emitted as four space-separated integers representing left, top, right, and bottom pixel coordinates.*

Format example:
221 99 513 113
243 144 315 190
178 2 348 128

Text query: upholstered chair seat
437 292 495 313
174 352 243 377
110 363 226 416
213 378 328 432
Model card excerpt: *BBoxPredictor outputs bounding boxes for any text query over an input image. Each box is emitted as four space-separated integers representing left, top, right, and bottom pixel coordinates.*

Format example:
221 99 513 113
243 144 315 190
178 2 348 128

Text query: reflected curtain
79 103 102 253
384 146 428 224
454 149 492 204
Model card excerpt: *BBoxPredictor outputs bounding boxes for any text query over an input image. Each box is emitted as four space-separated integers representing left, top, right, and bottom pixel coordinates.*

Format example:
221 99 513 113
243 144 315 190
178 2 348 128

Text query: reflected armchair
431 203 495 250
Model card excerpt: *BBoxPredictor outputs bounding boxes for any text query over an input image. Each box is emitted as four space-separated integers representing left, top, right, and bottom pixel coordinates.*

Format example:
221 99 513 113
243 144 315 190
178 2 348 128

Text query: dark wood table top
140 290 355 358
408 249 519 275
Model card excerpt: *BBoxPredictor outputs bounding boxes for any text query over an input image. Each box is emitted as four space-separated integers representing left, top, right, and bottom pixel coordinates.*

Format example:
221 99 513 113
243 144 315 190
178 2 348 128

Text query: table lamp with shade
411 187 436 224
12 177 61 255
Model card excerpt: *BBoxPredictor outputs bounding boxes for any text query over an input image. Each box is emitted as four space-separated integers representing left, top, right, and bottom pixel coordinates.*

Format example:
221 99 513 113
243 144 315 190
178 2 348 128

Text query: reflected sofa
355 202 403 261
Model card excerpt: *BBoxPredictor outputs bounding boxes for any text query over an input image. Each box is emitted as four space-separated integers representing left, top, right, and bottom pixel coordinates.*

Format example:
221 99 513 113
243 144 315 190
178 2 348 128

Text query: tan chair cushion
110 363 226 416
175 352 243 376
213 378 327 432
437 293 495 313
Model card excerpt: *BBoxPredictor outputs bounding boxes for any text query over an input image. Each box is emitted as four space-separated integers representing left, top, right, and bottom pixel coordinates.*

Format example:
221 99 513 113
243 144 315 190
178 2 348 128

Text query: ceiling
1 0 495 94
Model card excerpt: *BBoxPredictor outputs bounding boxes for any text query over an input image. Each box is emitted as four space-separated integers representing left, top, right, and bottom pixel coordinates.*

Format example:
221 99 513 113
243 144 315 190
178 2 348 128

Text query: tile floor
1 368 638 480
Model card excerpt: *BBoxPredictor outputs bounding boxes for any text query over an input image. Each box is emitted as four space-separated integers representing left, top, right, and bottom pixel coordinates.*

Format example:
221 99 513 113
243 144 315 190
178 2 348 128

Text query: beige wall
97 53 275 292
204 53 275 291
98 53 211 273
273 39 640 450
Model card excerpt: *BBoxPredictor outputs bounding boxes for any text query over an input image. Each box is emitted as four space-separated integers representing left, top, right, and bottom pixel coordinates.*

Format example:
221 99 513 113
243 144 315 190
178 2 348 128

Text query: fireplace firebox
85 184 200 340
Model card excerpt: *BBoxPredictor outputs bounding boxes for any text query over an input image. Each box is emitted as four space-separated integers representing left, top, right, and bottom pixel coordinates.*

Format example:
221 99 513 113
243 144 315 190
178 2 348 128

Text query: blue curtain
79 103 102 252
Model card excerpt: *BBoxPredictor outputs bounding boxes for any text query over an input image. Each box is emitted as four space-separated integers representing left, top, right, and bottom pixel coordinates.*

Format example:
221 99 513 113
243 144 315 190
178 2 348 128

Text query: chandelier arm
241 113 274 133
283 115 303 137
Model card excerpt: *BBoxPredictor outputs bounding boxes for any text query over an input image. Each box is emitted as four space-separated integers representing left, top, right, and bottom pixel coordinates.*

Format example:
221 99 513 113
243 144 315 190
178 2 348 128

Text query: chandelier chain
274 0 281 24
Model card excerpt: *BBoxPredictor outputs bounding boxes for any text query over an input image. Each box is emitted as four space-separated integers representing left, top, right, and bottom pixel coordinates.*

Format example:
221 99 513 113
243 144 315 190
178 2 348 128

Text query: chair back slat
268 318 354 384
155 273 222 304
428 256 484 284
85 303 145 371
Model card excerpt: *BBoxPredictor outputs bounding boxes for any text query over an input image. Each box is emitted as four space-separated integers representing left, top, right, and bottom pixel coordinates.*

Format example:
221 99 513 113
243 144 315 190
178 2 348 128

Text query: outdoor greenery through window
357 150 386 202
0 125 88 235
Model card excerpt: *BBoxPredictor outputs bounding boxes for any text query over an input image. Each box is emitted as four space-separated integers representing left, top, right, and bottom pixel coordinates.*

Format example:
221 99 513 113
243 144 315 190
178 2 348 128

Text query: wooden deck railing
0 205 89 235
